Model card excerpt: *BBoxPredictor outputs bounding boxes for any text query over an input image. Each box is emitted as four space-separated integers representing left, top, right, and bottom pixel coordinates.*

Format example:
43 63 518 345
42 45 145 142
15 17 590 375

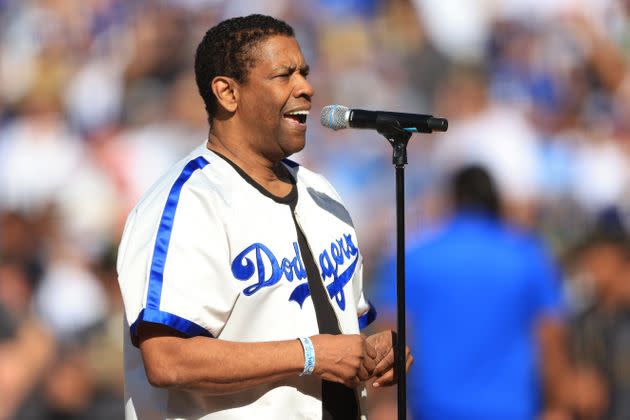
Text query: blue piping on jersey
358 302 377 329
135 156 210 341
146 156 209 310
130 308 213 344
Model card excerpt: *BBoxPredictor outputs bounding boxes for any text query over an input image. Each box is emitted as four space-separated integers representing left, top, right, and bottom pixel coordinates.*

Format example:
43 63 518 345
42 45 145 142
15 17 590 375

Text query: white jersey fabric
117 143 376 420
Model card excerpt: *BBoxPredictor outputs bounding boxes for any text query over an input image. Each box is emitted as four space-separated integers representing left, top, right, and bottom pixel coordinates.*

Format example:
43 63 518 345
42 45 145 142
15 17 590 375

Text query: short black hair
451 165 500 217
194 14 294 125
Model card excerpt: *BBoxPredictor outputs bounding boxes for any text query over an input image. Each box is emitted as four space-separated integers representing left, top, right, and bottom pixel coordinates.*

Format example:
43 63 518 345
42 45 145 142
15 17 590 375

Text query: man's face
236 35 314 160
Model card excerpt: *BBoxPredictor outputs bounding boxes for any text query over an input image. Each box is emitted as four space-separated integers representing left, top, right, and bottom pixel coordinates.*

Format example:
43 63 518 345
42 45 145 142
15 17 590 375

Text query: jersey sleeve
118 171 238 346
350 243 377 331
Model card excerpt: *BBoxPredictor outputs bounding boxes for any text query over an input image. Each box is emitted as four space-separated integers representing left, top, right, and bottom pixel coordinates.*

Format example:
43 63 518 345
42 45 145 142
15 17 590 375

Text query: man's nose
295 76 314 99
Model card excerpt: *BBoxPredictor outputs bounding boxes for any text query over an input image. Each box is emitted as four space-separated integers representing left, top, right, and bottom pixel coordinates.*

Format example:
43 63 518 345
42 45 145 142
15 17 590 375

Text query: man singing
117 14 411 420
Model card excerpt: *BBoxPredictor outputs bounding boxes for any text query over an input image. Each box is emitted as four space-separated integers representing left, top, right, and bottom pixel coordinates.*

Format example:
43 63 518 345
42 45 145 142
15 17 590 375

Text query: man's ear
211 76 239 114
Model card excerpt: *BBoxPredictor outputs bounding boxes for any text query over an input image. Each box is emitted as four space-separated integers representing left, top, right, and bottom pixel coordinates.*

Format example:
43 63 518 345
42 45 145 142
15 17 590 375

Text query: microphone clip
376 115 412 167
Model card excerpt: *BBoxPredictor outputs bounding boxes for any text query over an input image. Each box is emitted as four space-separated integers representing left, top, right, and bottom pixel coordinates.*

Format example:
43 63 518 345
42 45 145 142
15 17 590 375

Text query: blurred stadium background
1 0 629 419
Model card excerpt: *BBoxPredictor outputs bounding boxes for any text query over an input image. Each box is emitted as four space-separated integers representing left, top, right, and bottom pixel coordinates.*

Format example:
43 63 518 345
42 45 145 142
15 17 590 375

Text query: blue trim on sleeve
130 308 213 346
146 156 209 311
358 302 377 329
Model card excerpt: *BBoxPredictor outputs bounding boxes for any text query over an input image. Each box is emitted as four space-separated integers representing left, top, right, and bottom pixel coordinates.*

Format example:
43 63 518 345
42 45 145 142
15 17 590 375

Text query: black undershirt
289 201 360 420
211 151 359 419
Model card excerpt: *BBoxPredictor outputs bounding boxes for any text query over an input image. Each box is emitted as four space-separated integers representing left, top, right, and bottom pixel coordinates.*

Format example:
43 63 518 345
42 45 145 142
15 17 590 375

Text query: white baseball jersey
117 143 377 420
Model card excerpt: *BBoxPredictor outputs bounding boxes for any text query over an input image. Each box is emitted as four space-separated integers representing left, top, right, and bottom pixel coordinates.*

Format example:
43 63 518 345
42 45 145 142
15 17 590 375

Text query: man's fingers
324 371 360 389
344 375 361 388
373 347 394 376
363 352 376 375
365 341 377 359
358 365 368 381
372 368 395 388
358 364 371 381
374 345 412 375
373 346 413 388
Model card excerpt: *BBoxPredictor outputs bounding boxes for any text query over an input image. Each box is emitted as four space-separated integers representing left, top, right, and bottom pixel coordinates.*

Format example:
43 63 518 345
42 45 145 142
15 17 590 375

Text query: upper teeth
286 110 309 116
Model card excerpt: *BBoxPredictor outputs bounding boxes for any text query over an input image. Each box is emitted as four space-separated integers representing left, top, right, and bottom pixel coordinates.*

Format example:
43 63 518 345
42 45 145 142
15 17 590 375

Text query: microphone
320 104 448 133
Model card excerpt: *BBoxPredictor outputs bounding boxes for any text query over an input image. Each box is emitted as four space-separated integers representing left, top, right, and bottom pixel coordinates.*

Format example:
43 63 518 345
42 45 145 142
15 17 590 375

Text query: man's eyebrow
271 64 310 73
271 65 294 72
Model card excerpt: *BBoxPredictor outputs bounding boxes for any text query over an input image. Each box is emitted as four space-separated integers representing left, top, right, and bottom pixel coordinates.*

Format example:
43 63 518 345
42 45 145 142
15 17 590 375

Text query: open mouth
283 110 309 125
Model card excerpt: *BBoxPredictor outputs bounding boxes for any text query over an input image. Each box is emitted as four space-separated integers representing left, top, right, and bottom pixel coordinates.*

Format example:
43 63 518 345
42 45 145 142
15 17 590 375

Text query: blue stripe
329 104 337 128
358 302 377 329
146 156 209 311
130 308 213 345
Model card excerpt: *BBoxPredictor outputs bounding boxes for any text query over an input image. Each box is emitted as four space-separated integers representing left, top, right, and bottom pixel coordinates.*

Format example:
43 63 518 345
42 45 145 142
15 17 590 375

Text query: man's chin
279 135 306 158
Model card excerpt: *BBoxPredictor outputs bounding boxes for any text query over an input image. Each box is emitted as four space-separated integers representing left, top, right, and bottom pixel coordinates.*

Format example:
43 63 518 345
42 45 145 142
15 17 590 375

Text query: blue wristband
297 337 315 376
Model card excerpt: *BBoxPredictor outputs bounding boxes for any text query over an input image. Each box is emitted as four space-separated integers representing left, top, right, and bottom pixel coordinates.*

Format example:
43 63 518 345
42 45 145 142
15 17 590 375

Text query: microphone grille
320 105 349 130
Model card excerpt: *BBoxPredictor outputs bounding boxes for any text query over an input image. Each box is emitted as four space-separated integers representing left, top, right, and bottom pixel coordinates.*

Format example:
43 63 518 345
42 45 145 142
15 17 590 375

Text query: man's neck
206 131 293 197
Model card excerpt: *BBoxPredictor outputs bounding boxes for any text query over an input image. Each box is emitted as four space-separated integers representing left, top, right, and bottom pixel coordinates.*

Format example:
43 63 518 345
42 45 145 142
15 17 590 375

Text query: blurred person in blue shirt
377 164 576 419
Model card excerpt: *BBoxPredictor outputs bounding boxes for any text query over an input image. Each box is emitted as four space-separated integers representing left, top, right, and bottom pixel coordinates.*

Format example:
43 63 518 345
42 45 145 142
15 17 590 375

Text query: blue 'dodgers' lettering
232 242 305 296
231 234 359 311
317 233 358 310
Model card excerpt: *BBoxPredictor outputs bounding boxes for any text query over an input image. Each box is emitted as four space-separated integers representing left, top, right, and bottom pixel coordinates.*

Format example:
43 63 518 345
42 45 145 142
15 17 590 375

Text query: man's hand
310 334 377 388
365 330 413 388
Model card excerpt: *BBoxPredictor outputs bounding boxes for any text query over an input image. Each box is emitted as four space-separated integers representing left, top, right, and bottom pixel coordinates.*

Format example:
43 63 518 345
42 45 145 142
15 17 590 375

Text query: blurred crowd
1 0 630 419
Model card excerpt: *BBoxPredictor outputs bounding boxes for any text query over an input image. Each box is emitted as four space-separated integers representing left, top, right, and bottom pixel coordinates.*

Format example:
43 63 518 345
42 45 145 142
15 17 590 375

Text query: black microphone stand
375 114 437 420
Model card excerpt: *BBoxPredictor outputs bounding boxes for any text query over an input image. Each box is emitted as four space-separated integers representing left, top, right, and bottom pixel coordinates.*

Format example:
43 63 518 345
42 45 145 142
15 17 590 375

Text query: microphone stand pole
377 122 412 420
